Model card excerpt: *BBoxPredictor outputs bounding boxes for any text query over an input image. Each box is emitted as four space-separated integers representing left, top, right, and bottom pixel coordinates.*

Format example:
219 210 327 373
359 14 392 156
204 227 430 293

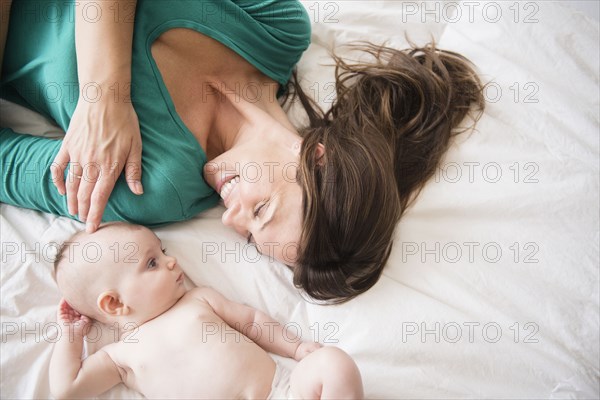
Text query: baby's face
78 225 187 321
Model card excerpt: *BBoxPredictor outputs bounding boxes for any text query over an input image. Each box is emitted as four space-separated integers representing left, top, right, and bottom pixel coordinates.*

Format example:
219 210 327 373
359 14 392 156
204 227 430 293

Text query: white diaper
267 359 294 400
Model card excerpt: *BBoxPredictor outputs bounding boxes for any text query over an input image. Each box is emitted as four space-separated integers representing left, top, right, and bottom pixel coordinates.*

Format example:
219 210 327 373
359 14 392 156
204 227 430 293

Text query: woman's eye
147 258 158 269
248 201 268 245
253 202 267 217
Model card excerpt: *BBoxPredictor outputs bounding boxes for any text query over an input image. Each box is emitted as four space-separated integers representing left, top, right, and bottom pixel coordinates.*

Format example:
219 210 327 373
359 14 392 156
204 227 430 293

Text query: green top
0 0 310 226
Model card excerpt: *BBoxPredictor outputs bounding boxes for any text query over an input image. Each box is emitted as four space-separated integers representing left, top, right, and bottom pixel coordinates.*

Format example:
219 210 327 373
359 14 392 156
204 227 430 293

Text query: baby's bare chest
104 299 268 398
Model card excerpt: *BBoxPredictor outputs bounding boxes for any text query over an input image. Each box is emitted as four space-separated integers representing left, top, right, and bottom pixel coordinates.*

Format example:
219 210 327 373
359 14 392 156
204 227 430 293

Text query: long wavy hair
281 42 486 303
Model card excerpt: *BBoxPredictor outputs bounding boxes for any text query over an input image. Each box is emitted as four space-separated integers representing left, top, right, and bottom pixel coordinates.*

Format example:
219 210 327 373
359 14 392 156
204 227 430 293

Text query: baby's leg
289 346 363 399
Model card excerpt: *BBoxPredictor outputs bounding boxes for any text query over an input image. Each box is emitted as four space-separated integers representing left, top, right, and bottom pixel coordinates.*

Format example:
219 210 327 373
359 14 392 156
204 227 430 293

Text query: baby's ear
97 291 129 317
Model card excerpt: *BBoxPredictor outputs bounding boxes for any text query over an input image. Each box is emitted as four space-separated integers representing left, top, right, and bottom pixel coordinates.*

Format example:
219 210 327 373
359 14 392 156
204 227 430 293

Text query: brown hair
283 42 485 303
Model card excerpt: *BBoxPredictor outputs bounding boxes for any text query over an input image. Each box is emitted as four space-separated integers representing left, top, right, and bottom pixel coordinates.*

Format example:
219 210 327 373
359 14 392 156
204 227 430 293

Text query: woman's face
203 123 304 266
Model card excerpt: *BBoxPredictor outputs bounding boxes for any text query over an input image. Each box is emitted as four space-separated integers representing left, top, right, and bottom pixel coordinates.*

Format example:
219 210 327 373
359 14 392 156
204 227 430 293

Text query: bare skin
150 28 297 160
151 29 310 265
64 290 280 399
50 24 310 264
51 1 143 230
49 223 364 399
52 22 302 233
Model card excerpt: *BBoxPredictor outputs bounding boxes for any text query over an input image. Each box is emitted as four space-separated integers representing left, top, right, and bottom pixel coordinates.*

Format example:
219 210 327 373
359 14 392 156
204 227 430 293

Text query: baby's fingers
294 341 323 361
74 315 90 327
305 342 323 355
57 298 69 313
57 299 76 321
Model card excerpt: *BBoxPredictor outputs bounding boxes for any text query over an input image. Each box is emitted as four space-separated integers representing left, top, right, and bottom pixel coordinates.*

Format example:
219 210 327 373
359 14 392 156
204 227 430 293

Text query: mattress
1 1 599 398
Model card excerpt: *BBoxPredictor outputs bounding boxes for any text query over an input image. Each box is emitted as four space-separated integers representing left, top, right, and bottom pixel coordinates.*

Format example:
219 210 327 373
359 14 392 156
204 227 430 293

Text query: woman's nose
221 202 249 236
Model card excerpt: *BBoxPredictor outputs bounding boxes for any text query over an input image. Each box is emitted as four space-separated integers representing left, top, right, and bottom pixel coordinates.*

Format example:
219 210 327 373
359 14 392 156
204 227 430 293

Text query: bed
1 1 598 398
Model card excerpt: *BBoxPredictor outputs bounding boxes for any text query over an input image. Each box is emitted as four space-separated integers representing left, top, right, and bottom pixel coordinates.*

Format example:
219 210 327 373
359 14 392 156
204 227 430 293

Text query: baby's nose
166 256 177 270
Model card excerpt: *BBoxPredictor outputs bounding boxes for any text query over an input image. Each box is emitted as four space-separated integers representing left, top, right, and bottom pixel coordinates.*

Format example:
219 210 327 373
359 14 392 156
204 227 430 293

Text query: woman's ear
315 143 326 166
97 291 129 317
292 140 302 156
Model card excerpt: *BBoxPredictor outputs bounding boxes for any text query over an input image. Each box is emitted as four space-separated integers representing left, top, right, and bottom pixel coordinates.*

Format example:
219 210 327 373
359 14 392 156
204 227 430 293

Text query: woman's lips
216 173 238 195
221 176 240 208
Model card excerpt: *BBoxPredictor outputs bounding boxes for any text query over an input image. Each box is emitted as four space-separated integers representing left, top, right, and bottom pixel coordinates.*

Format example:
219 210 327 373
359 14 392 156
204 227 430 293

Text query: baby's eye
147 258 158 269
161 248 167 254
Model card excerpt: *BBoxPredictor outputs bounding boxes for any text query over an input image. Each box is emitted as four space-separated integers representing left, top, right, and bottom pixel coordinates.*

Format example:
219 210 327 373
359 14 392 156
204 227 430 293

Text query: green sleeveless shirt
0 0 310 226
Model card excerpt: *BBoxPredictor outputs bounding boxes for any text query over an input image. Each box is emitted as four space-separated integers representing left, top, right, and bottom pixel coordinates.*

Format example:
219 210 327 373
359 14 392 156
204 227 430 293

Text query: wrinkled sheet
1 1 598 398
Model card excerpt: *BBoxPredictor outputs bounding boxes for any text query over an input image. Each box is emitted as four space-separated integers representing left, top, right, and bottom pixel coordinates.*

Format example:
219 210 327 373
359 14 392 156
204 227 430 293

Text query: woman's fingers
125 143 143 195
75 163 99 223
56 152 133 229
85 163 120 233
51 148 69 196
55 102 143 227
66 163 84 217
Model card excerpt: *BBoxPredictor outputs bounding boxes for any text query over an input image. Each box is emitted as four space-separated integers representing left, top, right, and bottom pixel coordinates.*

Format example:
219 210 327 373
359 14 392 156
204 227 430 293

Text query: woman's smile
215 172 239 195
220 175 240 207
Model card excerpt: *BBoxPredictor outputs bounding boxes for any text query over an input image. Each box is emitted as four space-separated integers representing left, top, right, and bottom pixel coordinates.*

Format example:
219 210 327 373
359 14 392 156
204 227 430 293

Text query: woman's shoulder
236 0 312 40
136 0 311 85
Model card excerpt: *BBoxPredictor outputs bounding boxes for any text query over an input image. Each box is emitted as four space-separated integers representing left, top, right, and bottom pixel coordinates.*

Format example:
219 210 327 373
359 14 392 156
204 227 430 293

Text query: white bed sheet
1 1 599 399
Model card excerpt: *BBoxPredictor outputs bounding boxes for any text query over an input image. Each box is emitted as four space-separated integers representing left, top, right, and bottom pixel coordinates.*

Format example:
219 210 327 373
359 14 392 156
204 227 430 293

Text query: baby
49 222 364 399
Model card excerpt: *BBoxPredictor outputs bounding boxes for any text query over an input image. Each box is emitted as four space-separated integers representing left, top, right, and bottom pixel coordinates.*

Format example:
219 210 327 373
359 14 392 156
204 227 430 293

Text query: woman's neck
206 83 298 160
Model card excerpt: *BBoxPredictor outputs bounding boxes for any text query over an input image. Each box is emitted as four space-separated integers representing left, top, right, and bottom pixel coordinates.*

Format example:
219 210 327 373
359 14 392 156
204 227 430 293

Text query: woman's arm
51 0 143 233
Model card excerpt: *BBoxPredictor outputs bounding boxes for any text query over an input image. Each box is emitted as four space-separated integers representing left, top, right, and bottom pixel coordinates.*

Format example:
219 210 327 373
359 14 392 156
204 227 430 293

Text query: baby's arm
190 287 321 360
49 299 122 399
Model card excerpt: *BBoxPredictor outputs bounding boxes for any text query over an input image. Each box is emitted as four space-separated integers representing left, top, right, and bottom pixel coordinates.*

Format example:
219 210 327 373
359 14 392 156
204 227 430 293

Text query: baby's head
54 222 186 324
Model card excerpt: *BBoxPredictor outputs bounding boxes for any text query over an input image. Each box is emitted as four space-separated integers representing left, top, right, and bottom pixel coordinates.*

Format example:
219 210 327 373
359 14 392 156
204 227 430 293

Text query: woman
1 0 485 302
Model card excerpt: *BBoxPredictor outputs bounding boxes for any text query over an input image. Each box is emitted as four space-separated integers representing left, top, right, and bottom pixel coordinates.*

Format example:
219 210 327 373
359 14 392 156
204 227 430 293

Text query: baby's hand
57 298 91 337
294 341 323 361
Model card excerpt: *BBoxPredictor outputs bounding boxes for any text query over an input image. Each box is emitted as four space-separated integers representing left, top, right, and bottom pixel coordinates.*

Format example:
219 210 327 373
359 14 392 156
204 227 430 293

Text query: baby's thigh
288 352 323 399
289 346 362 399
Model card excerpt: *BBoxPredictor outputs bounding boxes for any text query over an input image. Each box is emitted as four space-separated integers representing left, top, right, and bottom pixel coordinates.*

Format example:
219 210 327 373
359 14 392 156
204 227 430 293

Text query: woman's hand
51 98 143 232
57 298 91 338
